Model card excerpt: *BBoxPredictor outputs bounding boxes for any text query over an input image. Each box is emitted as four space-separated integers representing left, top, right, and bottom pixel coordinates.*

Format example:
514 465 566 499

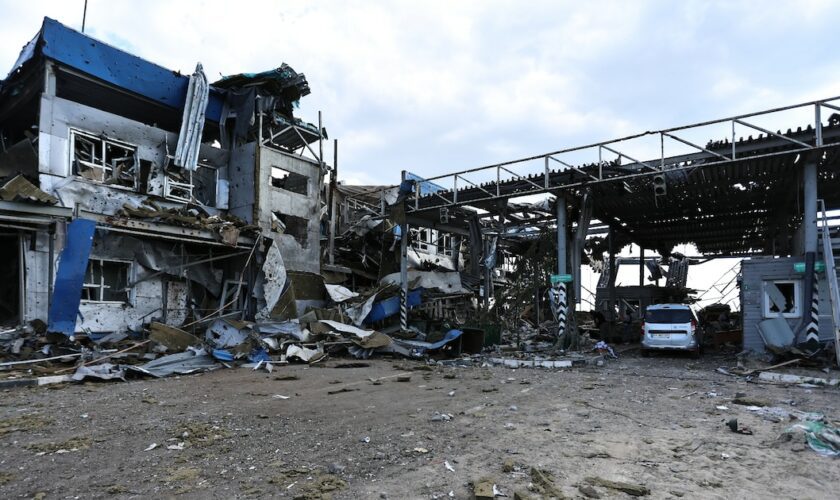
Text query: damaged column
550 194 569 346
399 171 409 332
797 158 821 353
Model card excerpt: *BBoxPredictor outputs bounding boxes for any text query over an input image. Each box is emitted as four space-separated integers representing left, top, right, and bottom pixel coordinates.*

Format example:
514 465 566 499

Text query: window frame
69 129 139 189
270 166 310 196
81 258 134 305
762 279 802 319
163 159 219 205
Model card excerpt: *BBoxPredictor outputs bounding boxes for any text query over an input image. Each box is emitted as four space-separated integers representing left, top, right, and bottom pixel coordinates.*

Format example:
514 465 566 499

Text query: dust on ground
0 350 837 499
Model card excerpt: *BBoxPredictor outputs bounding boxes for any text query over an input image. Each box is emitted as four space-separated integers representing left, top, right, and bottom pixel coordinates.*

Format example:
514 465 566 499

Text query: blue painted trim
48 219 96 336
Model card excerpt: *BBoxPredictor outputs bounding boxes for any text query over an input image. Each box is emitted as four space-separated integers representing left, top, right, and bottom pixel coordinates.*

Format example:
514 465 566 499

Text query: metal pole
47 223 55 312
328 139 338 265
639 246 645 286
483 238 491 310
18 231 25 323
82 0 88 33
556 194 567 275
804 161 818 254
815 104 823 147
607 231 616 322
399 170 409 332
318 111 323 165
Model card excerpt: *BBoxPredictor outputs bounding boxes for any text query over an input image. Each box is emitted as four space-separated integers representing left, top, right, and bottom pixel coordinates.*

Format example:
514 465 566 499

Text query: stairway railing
818 199 840 364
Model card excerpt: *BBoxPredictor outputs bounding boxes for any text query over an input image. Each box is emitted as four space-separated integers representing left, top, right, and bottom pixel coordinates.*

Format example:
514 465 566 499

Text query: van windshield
645 309 692 324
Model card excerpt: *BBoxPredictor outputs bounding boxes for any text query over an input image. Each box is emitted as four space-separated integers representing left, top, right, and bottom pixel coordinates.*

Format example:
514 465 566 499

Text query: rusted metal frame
292 126 321 161
424 188 453 207
453 175 458 205
544 156 550 189
816 104 823 147
499 165 543 191
415 180 420 210
733 119 811 148
662 132 731 161
731 120 736 159
267 125 292 144
600 144 658 171
407 142 840 213
820 102 840 113
408 95 840 188
548 155 598 181
454 173 495 199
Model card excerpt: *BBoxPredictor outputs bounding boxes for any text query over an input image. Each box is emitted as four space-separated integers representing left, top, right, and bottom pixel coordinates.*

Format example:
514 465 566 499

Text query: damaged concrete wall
227 142 257 223
74 233 199 334
37 95 229 214
257 147 321 274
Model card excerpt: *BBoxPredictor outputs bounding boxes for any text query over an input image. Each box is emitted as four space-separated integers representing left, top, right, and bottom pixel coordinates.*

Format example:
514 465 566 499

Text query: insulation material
380 270 464 293
286 344 323 362
345 292 378 326
318 320 376 338
174 63 209 171
325 284 358 303
256 240 287 320
205 318 251 348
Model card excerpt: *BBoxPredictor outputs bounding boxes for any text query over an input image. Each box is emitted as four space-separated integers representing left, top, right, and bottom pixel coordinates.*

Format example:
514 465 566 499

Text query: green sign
550 274 574 284
793 261 826 273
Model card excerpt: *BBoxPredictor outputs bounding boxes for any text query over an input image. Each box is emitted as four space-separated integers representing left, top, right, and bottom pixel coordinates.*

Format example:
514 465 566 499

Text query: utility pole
82 0 88 33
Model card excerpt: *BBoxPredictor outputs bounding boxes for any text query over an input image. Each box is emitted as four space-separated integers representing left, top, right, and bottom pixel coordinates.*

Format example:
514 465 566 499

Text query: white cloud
2 0 840 182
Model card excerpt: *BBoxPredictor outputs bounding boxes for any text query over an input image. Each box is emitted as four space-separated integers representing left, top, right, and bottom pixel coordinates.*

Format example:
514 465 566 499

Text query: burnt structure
338 97 840 360
0 18 327 336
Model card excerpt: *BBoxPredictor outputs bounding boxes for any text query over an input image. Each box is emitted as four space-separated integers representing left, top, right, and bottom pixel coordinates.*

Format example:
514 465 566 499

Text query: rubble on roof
0 175 58 204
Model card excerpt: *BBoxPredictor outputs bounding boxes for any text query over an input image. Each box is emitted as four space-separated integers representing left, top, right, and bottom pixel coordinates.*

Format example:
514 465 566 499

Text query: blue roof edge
11 17 225 122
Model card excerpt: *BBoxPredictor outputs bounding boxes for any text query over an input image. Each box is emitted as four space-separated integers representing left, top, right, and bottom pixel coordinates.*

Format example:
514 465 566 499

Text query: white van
640 304 701 357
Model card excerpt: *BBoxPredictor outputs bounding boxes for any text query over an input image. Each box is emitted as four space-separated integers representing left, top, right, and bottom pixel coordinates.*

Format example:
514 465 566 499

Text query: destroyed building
336 98 840 362
0 18 326 337
3 16 840 375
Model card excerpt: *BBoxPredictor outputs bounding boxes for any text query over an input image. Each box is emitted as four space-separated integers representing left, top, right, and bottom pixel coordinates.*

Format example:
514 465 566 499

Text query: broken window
272 212 309 247
71 130 137 188
270 166 309 195
763 280 801 318
220 279 247 314
411 228 432 252
436 232 454 257
163 163 218 205
81 259 131 303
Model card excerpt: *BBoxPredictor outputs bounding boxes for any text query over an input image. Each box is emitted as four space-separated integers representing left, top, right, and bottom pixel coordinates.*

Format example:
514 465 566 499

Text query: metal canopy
350 97 840 256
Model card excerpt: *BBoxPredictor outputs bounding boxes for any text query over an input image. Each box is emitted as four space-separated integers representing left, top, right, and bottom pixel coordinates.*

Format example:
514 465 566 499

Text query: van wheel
691 346 701 359
640 348 649 358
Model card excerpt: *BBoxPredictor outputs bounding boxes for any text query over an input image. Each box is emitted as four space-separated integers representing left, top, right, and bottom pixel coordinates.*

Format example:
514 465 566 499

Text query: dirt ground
1 349 838 499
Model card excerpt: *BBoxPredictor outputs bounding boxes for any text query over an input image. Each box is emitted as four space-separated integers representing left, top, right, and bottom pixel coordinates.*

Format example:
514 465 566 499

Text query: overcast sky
2 0 838 308
2 0 839 186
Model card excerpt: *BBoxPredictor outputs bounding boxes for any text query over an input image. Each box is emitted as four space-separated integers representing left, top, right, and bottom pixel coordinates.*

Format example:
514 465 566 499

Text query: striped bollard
554 283 568 339
803 270 821 353
400 288 408 331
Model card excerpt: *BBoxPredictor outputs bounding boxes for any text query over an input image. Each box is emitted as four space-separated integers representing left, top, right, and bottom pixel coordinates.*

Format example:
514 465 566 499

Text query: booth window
763 280 801 318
